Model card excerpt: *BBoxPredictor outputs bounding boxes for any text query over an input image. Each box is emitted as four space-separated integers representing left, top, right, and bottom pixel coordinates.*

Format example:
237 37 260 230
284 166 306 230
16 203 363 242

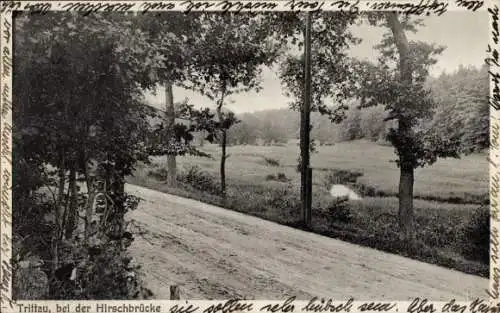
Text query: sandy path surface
125 184 488 300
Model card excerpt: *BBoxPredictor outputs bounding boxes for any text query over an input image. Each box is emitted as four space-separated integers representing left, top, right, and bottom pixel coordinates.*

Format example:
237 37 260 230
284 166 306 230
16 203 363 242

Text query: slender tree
352 13 460 237
274 12 360 176
181 13 280 196
165 83 177 185
133 12 204 184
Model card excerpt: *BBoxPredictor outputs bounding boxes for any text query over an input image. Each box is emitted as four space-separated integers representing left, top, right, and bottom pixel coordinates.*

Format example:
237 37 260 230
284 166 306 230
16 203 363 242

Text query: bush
277 172 288 181
324 169 363 186
263 157 280 167
264 188 301 213
318 197 353 227
179 165 221 195
355 183 377 197
354 183 392 198
147 168 168 181
13 260 49 299
414 214 458 248
460 205 489 264
48 239 152 300
265 172 290 182
265 174 276 181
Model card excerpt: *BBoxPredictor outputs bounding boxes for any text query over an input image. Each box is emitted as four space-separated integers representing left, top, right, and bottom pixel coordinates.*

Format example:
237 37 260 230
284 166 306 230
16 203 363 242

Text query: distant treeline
226 64 488 152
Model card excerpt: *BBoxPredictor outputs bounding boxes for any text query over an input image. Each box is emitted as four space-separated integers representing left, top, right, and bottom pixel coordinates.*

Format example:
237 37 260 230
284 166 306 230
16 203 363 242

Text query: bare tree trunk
216 86 227 197
64 165 77 240
220 129 227 196
385 12 415 237
52 154 66 275
56 159 66 228
165 83 177 186
83 159 94 243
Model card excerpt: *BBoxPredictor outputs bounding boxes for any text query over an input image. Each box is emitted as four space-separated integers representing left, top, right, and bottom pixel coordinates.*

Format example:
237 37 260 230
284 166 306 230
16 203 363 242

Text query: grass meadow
127 140 490 277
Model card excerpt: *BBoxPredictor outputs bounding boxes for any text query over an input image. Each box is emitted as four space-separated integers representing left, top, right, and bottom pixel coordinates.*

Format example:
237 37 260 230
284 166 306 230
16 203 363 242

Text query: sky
144 11 489 114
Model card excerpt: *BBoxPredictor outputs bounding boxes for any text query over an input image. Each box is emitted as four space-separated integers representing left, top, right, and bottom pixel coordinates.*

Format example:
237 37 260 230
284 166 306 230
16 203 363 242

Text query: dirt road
125 184 488 300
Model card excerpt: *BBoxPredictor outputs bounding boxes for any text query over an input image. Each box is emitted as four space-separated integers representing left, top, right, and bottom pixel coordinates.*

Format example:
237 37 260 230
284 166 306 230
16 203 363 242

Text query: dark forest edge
221 65 488 155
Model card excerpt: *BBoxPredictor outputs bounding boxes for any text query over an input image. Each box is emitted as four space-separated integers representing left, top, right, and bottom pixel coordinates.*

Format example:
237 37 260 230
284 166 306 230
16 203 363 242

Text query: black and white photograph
8 3 491 302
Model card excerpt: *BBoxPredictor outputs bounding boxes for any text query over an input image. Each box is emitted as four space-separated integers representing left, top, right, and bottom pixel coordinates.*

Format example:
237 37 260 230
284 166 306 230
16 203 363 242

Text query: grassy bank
127 140 489 278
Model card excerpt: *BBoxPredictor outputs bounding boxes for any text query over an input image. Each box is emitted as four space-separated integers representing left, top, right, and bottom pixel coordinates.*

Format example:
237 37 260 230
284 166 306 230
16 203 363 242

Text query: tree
260 119 288 145
164 84 177 185
145 101 213 159
352 13 460 237
430 65 489 154
227 117 259 145
311 114 337 145
181 13 280 196
273 11 360 171
133 12 205 186
13 11 180 299
360 105 388 142
338 105 363 141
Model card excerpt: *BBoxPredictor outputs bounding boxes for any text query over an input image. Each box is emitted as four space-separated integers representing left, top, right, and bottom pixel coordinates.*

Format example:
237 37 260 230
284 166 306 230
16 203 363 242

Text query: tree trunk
56 160 66 230
83 160 94 243
64 165 77 240
216 83 228 197
385 12 415 237
199 130 205 147
301 12 313 229
110 168 126 243
53 154 66 275
398 163 414 237
220 129 227 196
165 82 177 186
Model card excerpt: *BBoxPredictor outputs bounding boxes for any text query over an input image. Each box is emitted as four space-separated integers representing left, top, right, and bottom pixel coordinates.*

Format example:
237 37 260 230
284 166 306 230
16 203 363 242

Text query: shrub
265 172 290 182
147 168 168 181
265 174 276 181
355 183 377 197
263 157 280 167
460 205 490 265
415 215 458 248
324 169 363 186
277 172 288 182
179 165 221 195
265 188 301 213
13 258 49 299
320 198 353 226
43 230 152 300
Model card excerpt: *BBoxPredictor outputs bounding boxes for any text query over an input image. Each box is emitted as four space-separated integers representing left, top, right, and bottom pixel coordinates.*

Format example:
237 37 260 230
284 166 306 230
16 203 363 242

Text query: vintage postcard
0 0 497 312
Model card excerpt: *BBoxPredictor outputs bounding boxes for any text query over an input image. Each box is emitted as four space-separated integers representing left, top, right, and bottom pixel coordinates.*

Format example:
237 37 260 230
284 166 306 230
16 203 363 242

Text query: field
144 140 488 201
128 140 490 277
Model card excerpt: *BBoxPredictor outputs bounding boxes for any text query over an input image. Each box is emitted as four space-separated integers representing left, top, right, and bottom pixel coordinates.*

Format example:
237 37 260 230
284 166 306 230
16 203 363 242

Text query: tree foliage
12 11 184 299
429 65 489 154
351 14 459 169
227 114 260 145
276 12 360 123
179 13 281 194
